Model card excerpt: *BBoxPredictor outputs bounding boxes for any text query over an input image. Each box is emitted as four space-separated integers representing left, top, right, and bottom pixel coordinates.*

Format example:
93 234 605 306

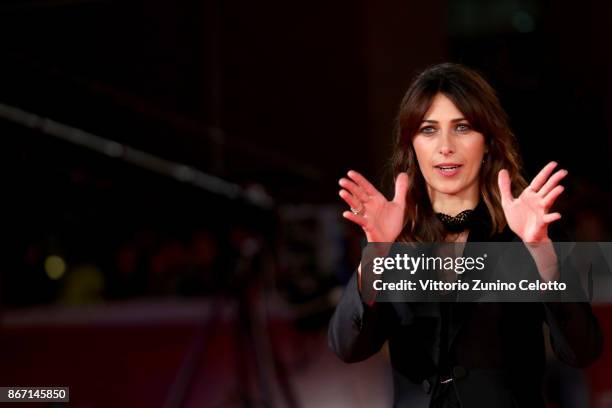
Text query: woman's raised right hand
339 170 410 243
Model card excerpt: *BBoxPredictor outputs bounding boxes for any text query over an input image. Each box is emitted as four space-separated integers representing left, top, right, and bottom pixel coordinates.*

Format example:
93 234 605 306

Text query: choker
436 208 477 232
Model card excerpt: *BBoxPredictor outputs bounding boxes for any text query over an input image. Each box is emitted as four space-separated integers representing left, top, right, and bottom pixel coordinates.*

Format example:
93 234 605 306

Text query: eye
419 126 437 135
456 123 471 133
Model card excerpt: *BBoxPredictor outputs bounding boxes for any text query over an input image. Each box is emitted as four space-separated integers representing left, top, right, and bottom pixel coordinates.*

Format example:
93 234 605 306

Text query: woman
328 63 602 407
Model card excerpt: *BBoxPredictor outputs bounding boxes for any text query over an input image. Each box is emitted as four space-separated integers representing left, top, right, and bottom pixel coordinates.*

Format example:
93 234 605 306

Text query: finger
339 178 369 202
347 170 379 197
543 212 562 224
542 185 564 208
529 161 558 192
538 169 568 197
392 172 409 206
497 169 514 205
342 211 368 228
339 189 363 212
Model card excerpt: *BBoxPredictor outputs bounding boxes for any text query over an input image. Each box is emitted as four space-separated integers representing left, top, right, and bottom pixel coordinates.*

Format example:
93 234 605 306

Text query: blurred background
2 0 612 407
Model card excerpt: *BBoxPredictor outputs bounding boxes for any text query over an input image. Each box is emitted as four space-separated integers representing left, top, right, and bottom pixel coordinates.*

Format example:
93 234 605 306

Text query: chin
436 188 464 196
430 182 466 195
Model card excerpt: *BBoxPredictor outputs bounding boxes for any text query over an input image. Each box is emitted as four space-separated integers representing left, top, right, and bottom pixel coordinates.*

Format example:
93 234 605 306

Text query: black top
328 201 603 408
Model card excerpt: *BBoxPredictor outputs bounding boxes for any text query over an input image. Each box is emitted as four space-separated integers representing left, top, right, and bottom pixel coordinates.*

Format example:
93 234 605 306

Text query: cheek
411 143 436 184
411 145 430 175
465 137 486 165
411 139 432 164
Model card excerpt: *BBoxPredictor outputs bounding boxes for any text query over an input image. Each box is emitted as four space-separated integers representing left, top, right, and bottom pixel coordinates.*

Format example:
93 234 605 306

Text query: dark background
2 0 612 407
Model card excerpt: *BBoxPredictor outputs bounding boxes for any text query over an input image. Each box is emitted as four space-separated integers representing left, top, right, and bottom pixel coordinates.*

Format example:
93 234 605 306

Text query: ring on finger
350 205 364 215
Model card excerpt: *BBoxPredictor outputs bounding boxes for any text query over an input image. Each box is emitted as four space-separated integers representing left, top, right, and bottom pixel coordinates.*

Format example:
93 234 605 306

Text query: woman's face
412 93 487 204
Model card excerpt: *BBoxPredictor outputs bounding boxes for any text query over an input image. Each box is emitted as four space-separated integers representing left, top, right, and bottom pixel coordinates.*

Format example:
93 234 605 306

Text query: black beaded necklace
436 207 477 232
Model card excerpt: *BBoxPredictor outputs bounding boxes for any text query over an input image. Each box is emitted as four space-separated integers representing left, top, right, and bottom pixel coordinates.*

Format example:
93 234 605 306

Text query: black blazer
328 205 603 407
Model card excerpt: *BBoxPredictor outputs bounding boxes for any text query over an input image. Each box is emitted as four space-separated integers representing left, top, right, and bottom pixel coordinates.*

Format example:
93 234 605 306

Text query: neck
428 187 480 216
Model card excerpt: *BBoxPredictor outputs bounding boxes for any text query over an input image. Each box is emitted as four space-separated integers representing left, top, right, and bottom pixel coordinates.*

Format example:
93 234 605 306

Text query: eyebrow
421 118 467 123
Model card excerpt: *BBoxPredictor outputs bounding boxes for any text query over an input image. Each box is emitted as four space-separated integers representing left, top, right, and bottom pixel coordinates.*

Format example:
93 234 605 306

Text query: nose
438 129 455 156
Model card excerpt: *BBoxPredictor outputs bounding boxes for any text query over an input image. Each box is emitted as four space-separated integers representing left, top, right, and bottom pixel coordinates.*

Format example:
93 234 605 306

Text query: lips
434 163 462 177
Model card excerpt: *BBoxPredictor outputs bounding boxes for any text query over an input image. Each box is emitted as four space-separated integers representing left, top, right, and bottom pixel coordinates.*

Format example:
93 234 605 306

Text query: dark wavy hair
390 63 528 242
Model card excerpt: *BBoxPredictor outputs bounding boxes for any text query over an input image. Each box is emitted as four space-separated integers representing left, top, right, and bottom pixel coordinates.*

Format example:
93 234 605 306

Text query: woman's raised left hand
498 161 567 243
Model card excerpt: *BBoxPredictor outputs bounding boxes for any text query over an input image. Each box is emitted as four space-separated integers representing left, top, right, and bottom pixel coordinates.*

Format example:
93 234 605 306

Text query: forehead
423 93 465 120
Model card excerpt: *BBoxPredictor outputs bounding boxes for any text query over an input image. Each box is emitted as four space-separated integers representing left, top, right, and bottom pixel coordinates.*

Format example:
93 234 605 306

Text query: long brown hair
390 63 528 242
